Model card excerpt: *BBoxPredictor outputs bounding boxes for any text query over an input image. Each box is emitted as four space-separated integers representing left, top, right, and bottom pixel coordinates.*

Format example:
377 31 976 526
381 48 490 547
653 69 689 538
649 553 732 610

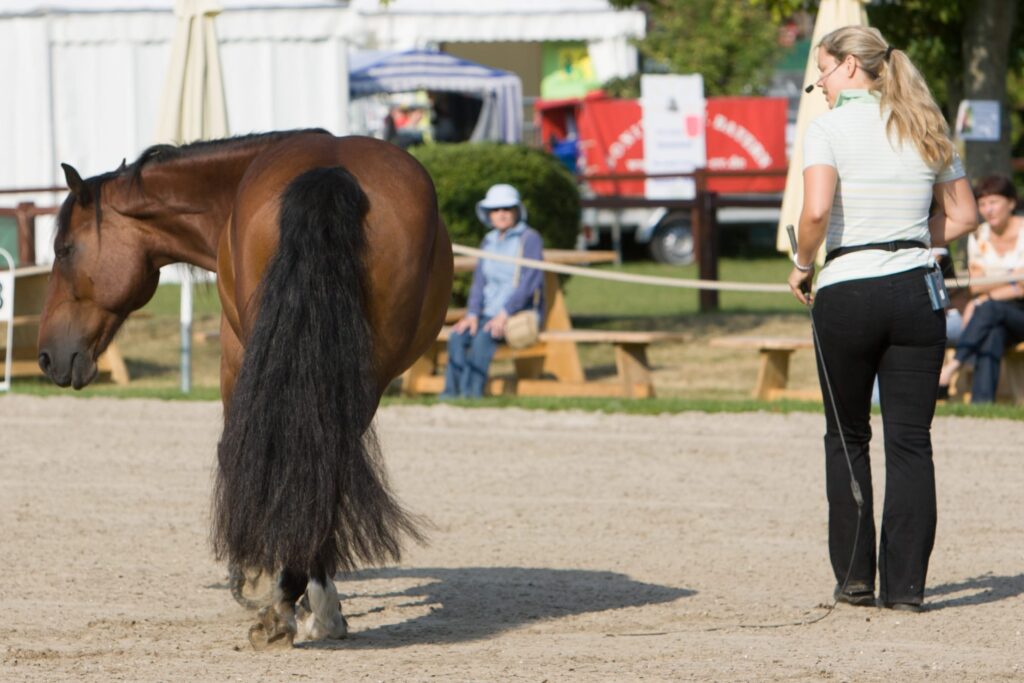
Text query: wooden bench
401 327 687 399
710 336 818 401
1 266 129 385
947 341 1024 405
716 335 1024 405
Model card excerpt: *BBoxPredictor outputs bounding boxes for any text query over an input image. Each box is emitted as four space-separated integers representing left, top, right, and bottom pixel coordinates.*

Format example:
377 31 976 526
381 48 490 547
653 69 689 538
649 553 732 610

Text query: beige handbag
504 239 541 349
505 309 539 349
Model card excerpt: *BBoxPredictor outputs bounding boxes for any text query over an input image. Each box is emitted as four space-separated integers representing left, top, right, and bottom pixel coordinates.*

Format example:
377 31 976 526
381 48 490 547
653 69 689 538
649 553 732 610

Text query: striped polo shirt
803 89 965 289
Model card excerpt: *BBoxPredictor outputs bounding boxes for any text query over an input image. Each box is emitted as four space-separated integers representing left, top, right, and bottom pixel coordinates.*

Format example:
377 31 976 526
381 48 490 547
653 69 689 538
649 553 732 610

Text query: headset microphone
805 84 815 93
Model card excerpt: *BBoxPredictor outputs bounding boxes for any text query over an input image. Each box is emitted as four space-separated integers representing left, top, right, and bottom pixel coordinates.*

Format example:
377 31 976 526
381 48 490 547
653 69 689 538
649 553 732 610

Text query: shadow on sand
299 566 693 649
924 573 1024 611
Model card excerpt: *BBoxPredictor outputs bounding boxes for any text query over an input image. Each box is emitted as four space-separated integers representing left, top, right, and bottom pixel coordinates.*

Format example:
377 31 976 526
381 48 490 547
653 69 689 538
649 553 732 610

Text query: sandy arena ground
1 395 1022 682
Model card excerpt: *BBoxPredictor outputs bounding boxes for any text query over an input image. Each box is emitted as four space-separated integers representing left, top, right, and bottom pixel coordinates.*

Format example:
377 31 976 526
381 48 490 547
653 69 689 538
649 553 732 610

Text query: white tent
0 0 352 263
348 0 644 83
349 49 523 143
1 0 643 262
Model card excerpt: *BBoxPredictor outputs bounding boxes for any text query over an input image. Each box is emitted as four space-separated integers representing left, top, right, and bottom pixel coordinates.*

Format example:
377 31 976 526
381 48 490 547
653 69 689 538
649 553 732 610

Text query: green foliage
867 0 966 114
618 0 783 96
601 74 642 99
409 142 580 299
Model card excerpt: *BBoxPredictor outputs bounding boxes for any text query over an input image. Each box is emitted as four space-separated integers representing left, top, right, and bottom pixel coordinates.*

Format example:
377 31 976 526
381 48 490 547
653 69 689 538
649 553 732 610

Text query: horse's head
37 163 161 389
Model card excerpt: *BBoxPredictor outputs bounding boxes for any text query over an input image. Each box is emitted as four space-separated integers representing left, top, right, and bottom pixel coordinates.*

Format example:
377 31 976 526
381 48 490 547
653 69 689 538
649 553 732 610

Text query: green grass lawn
564 257 804 318
139 258 802 320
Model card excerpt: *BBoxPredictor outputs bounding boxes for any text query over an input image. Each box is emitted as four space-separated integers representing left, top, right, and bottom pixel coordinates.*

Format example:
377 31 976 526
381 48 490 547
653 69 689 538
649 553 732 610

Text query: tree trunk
961 0 1017 180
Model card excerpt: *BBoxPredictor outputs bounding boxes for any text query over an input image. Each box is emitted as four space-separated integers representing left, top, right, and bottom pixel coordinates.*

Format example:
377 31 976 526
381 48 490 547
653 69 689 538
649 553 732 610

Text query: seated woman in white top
938 174 1024 402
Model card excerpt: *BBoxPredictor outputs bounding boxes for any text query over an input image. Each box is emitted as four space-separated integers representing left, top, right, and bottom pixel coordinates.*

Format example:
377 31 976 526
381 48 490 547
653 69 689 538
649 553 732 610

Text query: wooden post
610 209 623 265
15 203 36 266
694 171 719 312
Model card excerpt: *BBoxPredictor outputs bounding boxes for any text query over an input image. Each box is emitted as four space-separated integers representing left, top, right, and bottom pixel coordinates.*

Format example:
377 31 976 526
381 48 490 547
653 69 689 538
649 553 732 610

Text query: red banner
576 98 645 197
705 97 787 193
536 94 788 196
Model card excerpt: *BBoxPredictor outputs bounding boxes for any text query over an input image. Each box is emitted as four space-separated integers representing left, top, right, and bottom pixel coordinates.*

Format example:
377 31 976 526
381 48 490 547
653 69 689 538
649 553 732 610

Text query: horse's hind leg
298 571 348 642
248 568 306 650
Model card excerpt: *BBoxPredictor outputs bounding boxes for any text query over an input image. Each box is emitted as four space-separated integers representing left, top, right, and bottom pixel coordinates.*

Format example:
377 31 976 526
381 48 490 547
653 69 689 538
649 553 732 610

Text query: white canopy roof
349 0 645 46
1 0 345 14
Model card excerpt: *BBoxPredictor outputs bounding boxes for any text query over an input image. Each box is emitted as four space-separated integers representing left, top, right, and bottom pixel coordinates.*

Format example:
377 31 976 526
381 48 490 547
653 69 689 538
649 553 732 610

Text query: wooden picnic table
451 248 617 384
401 248 688 398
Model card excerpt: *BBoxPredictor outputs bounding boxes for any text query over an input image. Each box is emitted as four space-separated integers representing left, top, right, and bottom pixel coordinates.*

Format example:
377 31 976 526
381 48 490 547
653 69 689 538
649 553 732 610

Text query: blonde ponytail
819 26 954 170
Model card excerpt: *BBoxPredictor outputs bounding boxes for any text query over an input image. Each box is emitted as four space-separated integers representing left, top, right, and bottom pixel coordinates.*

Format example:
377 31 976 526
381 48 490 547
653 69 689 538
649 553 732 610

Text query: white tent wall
218 9 350 137
0 16 56 191
0 3 352 267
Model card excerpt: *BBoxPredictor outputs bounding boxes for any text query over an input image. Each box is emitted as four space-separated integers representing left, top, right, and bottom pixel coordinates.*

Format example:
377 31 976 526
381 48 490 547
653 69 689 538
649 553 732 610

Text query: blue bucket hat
475 183 527 226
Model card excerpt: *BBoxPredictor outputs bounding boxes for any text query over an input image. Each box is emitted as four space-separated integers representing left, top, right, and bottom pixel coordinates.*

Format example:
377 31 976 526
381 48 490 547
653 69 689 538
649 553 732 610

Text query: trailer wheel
649 219 695 265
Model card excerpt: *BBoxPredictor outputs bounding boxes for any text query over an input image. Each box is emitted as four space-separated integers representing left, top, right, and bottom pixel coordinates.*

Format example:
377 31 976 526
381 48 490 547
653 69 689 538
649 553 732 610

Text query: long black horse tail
212 165 422 578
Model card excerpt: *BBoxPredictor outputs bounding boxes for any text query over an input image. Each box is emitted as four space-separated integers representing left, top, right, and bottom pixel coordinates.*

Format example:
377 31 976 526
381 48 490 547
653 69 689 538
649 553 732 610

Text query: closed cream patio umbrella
156 0 229 392
776 0 869 255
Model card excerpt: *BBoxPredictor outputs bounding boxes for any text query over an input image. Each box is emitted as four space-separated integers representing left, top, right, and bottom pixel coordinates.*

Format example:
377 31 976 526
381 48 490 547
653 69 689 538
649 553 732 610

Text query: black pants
954 299 1024 403
812 268 946 605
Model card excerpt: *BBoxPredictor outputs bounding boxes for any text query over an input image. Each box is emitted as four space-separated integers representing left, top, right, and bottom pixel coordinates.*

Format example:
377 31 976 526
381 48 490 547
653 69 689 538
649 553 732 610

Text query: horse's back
220 133 451 390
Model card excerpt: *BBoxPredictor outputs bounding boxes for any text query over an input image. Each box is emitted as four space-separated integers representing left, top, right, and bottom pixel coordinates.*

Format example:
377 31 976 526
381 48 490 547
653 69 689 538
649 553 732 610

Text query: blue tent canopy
349 49 523 144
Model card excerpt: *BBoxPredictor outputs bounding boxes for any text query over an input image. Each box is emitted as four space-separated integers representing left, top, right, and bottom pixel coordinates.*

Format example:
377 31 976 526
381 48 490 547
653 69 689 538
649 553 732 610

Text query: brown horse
37 130 452 648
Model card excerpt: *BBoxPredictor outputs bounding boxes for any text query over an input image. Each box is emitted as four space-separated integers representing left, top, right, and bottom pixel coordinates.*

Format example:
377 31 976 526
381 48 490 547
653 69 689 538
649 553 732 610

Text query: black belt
824 240 928 264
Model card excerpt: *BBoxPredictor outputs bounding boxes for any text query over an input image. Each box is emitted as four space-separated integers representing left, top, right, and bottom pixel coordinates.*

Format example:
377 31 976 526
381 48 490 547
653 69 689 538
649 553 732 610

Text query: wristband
792 254 813 272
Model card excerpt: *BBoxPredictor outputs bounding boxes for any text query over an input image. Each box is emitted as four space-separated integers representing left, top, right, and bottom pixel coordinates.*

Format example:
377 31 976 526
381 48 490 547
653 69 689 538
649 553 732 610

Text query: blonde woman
787 26 977 612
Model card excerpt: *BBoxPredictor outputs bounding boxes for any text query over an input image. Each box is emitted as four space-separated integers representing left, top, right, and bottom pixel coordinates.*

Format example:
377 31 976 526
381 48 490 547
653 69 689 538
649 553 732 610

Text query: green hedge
410 142 579 245
410 142 580 302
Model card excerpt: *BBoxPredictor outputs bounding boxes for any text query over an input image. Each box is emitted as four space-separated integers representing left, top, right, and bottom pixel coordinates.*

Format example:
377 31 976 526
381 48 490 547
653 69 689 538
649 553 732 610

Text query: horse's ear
61 163 92 206
117 158 127 173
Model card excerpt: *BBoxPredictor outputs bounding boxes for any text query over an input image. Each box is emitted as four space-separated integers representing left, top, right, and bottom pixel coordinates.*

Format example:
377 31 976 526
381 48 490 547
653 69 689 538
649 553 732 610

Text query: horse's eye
55 244 74 260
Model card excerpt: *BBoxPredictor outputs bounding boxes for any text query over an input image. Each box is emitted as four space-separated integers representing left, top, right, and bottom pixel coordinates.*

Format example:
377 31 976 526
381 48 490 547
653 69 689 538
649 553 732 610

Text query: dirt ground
1 395 1022 682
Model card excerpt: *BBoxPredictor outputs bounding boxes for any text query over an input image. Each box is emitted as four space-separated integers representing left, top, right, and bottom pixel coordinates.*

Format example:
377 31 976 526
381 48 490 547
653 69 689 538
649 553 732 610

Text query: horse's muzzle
38 349 98 389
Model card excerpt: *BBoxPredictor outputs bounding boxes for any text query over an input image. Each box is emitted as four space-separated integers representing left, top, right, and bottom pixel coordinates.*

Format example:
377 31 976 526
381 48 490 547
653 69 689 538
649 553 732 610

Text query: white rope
452 244 790 293
452 243 1022 293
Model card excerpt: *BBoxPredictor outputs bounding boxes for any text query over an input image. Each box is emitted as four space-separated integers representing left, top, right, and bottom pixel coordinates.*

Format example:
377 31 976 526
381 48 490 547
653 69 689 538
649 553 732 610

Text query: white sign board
640 74 706 199
956 100 1001 142
0 248 14 391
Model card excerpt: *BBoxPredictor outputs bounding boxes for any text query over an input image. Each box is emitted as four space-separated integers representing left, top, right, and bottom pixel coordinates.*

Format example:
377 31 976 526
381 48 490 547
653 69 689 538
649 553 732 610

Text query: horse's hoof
298 606 348 641
248 607 296 650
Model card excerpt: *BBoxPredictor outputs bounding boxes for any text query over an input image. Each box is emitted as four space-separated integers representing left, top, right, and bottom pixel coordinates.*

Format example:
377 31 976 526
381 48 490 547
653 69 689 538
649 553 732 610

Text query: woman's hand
962 293 991 328
483 310 508 338
788 265 815 305
452 315 478 335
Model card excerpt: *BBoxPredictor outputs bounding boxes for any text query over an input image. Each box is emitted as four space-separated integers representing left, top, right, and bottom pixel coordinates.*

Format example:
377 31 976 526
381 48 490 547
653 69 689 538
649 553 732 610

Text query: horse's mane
127 128 330 183
57 128 330 241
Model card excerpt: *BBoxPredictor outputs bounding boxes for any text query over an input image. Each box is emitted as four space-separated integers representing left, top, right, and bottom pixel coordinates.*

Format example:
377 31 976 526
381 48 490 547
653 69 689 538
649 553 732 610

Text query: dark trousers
953 299 1024 403
812 268 946 605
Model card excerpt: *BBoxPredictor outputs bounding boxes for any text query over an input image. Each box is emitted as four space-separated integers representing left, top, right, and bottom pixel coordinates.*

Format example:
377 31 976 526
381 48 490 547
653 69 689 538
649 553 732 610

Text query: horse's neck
115 143 271 271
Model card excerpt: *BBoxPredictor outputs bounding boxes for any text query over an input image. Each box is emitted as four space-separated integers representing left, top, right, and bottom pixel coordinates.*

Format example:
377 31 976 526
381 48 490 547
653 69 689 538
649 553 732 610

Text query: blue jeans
954 300 1024 403
442 316 499 398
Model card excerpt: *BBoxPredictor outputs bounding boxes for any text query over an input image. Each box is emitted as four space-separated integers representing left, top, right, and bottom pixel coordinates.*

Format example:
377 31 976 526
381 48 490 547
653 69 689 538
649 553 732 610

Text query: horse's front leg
248 568 306 650
298 573 348 641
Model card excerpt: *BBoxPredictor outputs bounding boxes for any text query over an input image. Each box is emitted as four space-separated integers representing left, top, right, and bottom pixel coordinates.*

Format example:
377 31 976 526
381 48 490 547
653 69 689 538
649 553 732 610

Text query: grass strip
8 383 1021 420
